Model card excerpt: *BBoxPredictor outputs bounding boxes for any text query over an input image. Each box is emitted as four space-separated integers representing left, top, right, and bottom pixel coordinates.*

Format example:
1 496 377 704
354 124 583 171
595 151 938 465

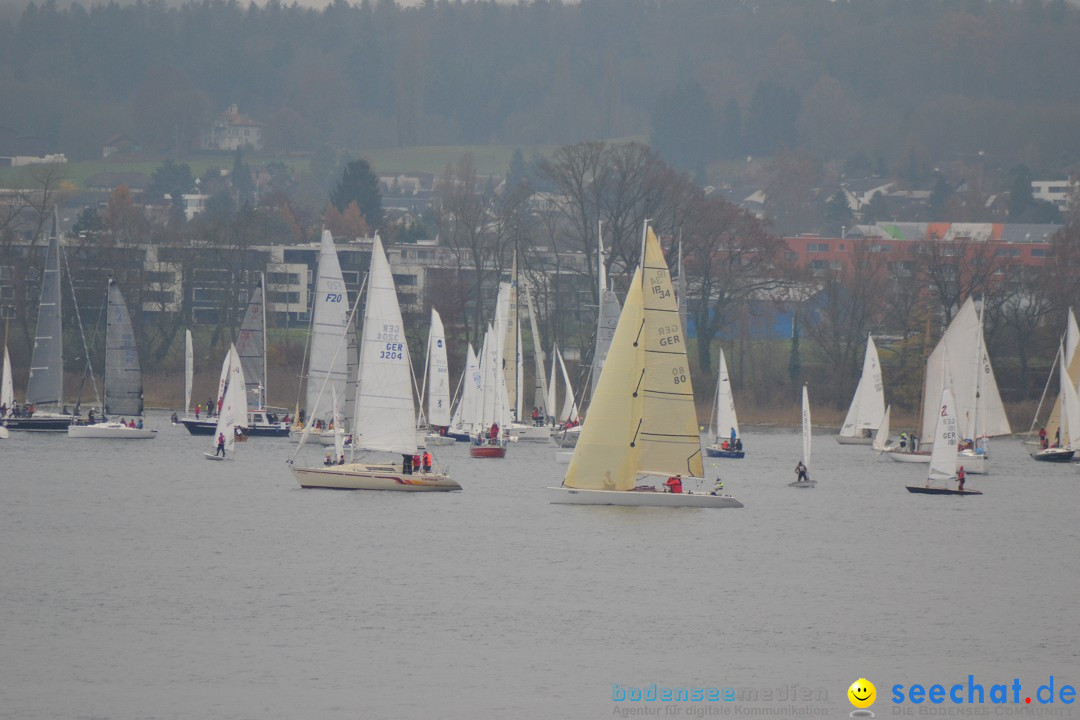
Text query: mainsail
305 230 350 424
928 387 959 484
352 235 416 455
919 297 1010 443
235 275 267 410
427 308 452 427
26 222 64 409
711 348 739 441
211 345 246 456
103 280 143 416
2 345 13 411
184 329 193 415
802 385 812 473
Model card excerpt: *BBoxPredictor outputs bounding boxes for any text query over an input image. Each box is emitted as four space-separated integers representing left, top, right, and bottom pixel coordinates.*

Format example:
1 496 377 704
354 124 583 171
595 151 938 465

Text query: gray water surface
1 416 1077 719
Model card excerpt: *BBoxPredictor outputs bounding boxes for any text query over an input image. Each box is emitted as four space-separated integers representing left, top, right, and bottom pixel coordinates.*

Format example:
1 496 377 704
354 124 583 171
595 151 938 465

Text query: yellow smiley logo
848 678 876 709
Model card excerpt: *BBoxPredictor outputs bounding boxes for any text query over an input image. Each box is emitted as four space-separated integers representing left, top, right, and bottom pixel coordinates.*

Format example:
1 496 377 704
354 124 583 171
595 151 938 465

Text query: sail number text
657 324 681 346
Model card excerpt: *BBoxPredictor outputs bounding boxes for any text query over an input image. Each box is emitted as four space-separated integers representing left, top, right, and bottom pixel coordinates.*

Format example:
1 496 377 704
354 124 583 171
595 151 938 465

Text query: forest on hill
2 0 1080 181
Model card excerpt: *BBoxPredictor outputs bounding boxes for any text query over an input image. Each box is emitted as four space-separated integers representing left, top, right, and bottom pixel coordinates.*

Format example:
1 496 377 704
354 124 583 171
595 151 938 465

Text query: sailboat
447 343 482 442
6 216 77 431
290 235 460 491
886 297 1009 473
469 323 510 458
235 274 290 436
204 344 247 460
497 257 548 443
835 335 885 445
290 229 353 446
906 386 982 495
548 225 742 508
420 308 455 446
789 385 816 487
1031 342 1079 462
551 344 581 449
68 279 155 439
705 349 745 458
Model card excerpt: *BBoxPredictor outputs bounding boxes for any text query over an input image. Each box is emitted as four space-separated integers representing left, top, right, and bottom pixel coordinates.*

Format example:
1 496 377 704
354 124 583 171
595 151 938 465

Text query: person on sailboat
900 432 907 450
664 475 683 493
215 432 226 458
195 403 201 420
422 451 432 472
957 465 966 492
531 407 541 426
88 409 96 424
338 454 345 465
489 422 500 440
730 427 737 447
324 452 334 466
795 461 808 483
402 453 413 474
1039 427 1048 449
734 438 743 452
711 479 725 496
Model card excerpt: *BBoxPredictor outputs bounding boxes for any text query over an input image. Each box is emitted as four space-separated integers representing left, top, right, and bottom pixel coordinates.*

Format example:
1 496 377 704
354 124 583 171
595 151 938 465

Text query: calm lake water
1 414 1077 719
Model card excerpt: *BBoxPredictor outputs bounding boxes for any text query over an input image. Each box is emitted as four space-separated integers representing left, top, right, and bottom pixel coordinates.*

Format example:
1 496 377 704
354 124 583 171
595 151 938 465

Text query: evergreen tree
929 173 952 219
824 189 854 235
330 159 383 230
231 149 255 206
1008 164 1035 218
146 160 195 202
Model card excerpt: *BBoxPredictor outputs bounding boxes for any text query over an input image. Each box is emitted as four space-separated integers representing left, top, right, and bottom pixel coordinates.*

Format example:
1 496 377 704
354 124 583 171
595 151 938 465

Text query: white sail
305 230 350 424
184 329 193 415
839 335 885 438
210 345 246 456
713 349 739 442
523 279 549 417
547 343 558 423
920 297 1010 442
1059 346 1080 448
2 345 13 412
353 235 416 454
1044 308 1080 442
557 346 577 424
451 343 482 433
928 387 959 484
802 385 812 472
497 268 519 420
590 226 621 406
427 308 452 427
1067 307 1079 366
873 404 892 452
332 387 345 460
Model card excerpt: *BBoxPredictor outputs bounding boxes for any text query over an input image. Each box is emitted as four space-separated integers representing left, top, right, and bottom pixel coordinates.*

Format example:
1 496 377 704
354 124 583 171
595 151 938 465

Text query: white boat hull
68 422 157 439
957 451 989 475
547 486 743 508
835 434 874 445
289 429 340 446
203 452 233 461
291 462 461 491
788 480 817 488
0 426 8 439
886 450 931 463
424 433 456 446
508 423 551 443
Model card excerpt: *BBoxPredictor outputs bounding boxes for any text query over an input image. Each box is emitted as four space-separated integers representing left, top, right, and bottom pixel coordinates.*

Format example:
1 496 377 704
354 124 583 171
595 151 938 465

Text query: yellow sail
1045 349 1080 442
639 227 704 478
564 268 645 490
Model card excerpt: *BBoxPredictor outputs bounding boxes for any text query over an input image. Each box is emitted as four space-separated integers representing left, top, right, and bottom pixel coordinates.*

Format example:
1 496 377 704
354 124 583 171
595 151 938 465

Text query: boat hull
2 414 76 431
68 423 157 439
788 480 817 488
469 445 507 458
424 433 456 446
547 486 743 508
1030 448 1075 463
704 445 745 459
886 450 932 463
183 417 281 437
203 452 233 461
508 424 551 443
835 435 874 445
906 486 983 496
447 430 473 443
291 463 461 491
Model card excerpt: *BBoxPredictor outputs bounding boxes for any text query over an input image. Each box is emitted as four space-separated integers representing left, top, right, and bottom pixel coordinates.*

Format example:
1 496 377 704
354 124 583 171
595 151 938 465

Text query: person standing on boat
489 422 499 441
402 453 413 474
195 403 201 420
664 475 683 493
422 451 432 472
1039 427 1048 449
730 427 737 447
711 479 725 496
900 432 907 451
957 465 966 492
215 432 226 457
795 461 808 482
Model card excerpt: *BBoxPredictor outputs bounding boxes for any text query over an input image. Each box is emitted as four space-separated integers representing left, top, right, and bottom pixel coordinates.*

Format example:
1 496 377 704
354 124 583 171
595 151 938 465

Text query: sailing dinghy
548 225 742 508
204 344 246 460
789 385 817 487
906 387 982 495
835 334 885 445
704 349 744 458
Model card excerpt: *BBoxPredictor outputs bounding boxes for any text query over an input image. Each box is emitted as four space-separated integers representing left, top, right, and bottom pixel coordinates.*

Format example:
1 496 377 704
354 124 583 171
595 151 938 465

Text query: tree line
3 0 1080 183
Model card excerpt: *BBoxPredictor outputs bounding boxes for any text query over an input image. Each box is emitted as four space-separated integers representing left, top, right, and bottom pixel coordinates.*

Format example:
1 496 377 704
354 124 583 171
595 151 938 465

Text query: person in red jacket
664 475 683 493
